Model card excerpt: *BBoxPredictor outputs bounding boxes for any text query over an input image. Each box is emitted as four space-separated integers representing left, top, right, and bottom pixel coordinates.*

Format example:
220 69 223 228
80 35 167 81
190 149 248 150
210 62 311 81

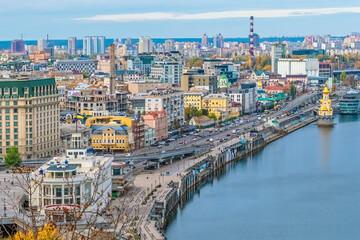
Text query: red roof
263 85 290 91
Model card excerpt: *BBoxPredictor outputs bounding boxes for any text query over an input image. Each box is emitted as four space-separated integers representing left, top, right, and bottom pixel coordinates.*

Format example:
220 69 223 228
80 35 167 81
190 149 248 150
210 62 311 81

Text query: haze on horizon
1 0 360 40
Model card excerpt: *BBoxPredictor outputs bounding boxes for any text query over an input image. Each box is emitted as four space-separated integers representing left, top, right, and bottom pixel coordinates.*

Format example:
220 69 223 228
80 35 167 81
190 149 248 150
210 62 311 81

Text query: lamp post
4 197 6 217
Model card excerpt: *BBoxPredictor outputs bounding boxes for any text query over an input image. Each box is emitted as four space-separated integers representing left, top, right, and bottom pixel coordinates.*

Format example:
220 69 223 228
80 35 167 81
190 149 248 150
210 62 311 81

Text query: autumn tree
187 57 203 68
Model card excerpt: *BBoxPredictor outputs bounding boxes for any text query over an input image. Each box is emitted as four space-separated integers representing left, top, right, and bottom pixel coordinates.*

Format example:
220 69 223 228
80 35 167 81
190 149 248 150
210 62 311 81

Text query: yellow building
184 90 203 109
202 94 232 120
86 116 136 152
318 86 333 117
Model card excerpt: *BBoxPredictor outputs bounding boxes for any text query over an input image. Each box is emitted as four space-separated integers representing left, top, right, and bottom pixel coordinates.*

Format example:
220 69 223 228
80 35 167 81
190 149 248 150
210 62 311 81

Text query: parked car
227 133 231 137
161 150 166 153
157 145 162 148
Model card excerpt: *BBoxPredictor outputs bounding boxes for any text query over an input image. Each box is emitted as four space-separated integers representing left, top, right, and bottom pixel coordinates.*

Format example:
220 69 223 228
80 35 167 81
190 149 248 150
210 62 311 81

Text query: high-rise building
10 39 25 53
68 37 77 55
125 38 132 48
164 39 175 52
54 59 96 74
271 40 287 73
253 33 260 47
213 34 224 48
149 59 183 84
138 36 153 54
0 77 60 160
37 39 47 51
202 34 208 46
83 36 105 55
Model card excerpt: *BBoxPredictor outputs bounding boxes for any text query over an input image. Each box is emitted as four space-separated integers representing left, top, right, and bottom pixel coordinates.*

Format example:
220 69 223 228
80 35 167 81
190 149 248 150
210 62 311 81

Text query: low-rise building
127 82 173 94
286 75 308 85
249 70 270 80
30 133 113 217
184 90 203 109
319 62 332 78
263 85 291 95
144 125 155 146
202 94 232 120
142 110 168 142
54 59 96 75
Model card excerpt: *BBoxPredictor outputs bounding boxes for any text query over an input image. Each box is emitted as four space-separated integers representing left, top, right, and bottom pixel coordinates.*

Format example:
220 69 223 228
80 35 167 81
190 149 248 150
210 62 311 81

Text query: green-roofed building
0 77 61 160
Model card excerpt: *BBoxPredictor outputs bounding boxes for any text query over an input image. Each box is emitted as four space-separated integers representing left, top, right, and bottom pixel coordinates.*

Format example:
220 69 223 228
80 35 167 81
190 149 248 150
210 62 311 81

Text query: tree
290 84 296 98
187 57 203 68
208 113 218 121
340 71 347 83
263 65 271 71
356 61 360 69
82 71 88 79
4 146 22 167
7 223 62 240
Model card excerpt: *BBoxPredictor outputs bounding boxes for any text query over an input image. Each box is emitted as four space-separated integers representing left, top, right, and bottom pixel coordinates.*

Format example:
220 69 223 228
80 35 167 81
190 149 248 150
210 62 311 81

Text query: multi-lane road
119 92 320 162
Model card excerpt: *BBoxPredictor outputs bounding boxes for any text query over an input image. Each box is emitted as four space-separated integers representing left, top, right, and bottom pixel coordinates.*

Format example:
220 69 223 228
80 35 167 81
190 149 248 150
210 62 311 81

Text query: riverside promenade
114 115 318 240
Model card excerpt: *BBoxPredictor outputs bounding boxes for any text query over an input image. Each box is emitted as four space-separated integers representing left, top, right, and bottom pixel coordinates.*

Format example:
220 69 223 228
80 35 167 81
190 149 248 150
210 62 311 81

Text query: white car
161 150 166 154
126 153 132 157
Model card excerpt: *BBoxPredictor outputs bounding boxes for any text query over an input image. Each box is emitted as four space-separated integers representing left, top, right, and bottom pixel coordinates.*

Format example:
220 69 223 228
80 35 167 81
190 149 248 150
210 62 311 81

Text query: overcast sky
1 0 360 40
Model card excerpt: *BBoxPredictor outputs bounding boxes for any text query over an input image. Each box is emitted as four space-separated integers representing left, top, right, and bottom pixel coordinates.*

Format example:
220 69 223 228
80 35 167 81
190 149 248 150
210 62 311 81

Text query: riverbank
118 115 318 240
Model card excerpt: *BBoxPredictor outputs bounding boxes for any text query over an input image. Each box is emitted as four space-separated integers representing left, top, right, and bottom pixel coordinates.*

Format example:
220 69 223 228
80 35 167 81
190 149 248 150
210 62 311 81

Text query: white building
164 40 175 52
54 59 96 74
277 58 319 77
149 59 183 84
83 36 105 55
30 133 113 218
37 39 47 51
228 82 257 114
271 41 286 73
138 36 154 54
145 89 185 128
68 37 77 55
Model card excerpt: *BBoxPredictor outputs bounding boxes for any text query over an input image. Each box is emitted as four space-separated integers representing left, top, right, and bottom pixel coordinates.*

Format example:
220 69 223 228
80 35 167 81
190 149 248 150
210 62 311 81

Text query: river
165 115 360 240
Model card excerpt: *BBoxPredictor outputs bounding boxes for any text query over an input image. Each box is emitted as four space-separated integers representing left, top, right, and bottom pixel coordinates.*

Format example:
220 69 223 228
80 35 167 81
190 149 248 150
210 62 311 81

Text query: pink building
143 110 168 142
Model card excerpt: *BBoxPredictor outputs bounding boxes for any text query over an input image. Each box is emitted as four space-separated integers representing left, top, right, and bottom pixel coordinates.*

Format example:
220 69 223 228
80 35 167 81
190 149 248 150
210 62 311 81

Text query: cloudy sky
1 0 360 40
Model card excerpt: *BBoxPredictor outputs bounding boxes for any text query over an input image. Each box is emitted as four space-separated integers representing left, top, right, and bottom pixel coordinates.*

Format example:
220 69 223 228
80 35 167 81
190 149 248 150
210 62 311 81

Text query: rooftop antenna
19 34 24 40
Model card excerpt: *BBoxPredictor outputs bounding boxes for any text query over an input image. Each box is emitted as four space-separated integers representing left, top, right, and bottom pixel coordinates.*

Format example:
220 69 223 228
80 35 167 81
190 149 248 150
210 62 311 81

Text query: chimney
249 16 254 57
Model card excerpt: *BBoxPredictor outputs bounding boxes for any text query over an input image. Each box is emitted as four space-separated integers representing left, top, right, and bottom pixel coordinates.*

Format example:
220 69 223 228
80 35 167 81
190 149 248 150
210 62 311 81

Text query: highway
119 92 320 162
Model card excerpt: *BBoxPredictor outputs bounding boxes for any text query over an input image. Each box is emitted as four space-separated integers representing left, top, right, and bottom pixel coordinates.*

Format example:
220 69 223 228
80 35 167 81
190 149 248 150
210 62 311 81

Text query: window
76 186 80 196
14 115 18 120
5 116 9 120
14 135 18 139
14 128 18 133
5 129 10 133
5 101 9 106
6 135 10 140
5 109 10 114
14 141 18 146
14 122 18 126
13 101 17 105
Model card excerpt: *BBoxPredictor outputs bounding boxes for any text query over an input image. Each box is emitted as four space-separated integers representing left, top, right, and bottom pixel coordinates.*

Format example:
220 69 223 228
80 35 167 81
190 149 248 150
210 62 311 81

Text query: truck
232 130 236 134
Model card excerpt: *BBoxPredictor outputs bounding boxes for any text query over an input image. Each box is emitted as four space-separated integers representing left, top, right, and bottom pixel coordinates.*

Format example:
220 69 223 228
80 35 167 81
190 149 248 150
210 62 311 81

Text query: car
182 134 187 137
143 161 148 165
193 138 197 141
179 141 184 144
219 139 224 142
161 150 166 154
125 153 132 157
165 143 170 146
209 138 214 142
224 137 228 141
168 138 176 141
227 134 231 137
159 141 166 145
157 145 162 148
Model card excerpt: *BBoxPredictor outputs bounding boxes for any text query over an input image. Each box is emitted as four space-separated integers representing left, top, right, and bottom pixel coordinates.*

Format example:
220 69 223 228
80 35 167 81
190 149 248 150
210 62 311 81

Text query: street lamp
3 197 6 217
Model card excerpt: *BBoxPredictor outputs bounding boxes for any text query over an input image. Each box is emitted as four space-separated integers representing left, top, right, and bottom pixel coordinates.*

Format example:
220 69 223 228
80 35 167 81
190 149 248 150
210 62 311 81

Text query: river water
165 115 360 240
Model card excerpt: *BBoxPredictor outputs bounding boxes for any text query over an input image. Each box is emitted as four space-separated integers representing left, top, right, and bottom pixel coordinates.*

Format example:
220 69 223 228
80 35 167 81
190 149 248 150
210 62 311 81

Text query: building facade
83 36 105 55
30 134 112 215
138 36 154 54
0 78 60 160
143 110 168 142
181 75 217 93
54 59 96 75
184 91 203 110
68 37 77 55
145 89 185 128
149 59 183 84
277 58 319 77
228 82 257 114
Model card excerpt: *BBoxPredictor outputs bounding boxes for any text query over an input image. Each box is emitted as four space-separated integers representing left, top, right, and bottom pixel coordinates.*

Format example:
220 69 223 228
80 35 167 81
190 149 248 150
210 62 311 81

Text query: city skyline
0 0 360 40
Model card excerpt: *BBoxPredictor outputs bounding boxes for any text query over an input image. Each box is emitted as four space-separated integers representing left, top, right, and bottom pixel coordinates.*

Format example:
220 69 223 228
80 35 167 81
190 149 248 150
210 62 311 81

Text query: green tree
4 146 22 167
83 71 88 79
290 83 296 98
208 113 218 121
340 71 347 83
187 57 203 68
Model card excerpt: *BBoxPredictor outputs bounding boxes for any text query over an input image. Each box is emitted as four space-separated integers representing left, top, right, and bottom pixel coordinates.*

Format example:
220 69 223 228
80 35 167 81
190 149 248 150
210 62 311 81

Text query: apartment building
145 89 185 128
181 74 217 94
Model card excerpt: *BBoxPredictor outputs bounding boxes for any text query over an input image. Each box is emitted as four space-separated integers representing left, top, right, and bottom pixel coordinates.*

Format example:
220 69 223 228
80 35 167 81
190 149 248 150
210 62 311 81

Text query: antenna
19 34 24 40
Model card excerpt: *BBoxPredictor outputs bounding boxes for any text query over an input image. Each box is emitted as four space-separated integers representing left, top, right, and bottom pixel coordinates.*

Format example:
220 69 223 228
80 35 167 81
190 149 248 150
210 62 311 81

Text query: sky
1 0 360 40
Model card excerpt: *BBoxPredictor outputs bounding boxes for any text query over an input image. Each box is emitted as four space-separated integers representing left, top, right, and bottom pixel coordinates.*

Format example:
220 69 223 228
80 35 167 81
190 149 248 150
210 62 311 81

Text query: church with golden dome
317 85 335 126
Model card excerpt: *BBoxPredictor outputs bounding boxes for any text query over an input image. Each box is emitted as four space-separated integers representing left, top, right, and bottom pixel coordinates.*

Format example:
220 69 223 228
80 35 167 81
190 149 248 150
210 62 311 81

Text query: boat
339 90 360 115
316 85 335 127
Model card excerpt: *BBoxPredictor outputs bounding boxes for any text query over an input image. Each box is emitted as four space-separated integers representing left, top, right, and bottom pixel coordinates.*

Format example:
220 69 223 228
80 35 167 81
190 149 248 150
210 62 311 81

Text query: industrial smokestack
109 44 116 95
249 16 254 57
